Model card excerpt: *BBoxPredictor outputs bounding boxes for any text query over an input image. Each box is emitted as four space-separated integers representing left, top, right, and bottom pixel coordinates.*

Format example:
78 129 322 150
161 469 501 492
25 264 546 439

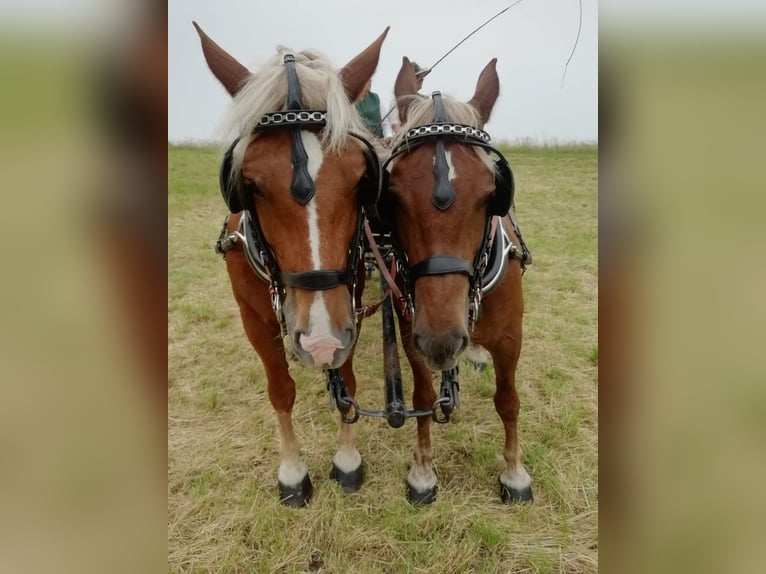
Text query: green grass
168 143 597 573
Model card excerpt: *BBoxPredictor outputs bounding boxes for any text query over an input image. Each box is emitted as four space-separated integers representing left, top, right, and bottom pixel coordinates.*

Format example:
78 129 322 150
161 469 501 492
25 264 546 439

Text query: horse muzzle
290 323 355 369
413 327 470 371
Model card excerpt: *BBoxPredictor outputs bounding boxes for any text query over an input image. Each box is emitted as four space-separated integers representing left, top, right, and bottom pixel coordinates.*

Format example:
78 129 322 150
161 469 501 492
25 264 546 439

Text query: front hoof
499 481 533 504
278 473 313 507
407 483 437 506
330 463 364 493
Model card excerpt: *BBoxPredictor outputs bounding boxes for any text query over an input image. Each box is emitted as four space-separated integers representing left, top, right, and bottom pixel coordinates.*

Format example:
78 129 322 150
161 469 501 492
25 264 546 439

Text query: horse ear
394 57 419 123
193 21 250 97
467 58 500 125
340 27 390 102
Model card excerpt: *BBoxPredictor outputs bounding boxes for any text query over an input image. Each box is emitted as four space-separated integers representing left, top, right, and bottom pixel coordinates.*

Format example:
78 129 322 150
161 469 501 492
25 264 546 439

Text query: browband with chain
403 123 491 144
257 110 327 128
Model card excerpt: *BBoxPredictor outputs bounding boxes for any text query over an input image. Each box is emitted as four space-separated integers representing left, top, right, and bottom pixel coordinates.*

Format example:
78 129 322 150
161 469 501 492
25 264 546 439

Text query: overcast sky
169 0 598 144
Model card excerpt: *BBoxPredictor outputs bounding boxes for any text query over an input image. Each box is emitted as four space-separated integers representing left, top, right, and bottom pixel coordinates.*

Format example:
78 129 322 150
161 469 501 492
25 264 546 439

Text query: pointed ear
193 21 250 97
340 27 390 102
467 58 500 125
394 57 419 123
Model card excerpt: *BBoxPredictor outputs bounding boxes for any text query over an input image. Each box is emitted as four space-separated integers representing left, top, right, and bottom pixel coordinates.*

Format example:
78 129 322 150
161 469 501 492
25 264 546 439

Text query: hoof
499 480 533 504
470 361 487 372
330 462 364 493
407 483 437 506
278 473 313 507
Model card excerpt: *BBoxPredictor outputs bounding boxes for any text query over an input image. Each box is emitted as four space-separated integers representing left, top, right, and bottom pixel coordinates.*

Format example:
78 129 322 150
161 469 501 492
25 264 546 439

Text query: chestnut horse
380 58 533 504
194 23 388 506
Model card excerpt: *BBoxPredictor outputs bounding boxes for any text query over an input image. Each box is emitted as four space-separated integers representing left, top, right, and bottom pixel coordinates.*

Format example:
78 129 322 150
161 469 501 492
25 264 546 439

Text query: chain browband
257 110 326 128
387 125 494 168
403 123 490 143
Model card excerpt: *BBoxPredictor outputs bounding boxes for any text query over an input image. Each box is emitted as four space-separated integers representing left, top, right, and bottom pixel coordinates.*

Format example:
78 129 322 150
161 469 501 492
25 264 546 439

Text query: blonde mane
219 47 368 176
392 94 495 171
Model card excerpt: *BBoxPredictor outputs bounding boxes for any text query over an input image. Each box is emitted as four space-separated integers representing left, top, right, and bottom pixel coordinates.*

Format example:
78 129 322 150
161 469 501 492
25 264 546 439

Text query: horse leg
489 338 533 503
329 357 364 492
399 316 438 505
328 265 367 491
235 295 313 507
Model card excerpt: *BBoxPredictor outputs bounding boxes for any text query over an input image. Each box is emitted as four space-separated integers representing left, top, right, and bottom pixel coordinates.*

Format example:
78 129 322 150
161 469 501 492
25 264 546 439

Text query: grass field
168 143 598 573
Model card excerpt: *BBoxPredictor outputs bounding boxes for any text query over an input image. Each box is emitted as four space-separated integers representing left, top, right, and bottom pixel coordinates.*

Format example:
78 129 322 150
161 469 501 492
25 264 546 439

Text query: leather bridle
380 91 514 326
218 54 380 330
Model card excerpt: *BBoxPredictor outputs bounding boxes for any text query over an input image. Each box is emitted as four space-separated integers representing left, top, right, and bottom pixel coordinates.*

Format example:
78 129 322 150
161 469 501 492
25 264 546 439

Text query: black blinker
219 136 245 213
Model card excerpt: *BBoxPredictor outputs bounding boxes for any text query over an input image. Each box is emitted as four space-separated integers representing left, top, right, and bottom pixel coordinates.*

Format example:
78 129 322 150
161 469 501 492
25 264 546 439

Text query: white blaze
302 131 324 270
439 149 457 182
297 131 343 365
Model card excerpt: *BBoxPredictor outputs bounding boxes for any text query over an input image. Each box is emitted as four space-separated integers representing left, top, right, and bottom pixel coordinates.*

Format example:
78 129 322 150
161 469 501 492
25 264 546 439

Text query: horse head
383 58 504 370
196 23 388 368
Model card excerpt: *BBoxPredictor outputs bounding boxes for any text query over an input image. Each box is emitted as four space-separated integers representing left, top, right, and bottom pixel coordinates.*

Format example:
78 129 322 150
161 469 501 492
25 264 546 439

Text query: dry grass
168 144 598 573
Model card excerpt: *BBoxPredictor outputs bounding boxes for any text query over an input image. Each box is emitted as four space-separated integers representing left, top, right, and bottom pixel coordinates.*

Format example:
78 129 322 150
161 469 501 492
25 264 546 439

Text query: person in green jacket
354 78 394 146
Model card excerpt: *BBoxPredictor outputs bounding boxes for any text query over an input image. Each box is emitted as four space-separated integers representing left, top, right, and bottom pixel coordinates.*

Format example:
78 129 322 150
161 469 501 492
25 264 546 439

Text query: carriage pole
380 273 406 428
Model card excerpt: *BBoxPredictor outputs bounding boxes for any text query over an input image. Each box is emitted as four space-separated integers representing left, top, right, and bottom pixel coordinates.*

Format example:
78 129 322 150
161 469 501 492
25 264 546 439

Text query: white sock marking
407 464 437 493
278 459 309 486
500 465 532 491
333 447 362 474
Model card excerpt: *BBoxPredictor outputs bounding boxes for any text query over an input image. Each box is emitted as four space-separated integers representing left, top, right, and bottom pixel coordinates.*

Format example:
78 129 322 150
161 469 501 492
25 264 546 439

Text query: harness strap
430 92 456 211
409 255 475 280
283 53 303 111
282 269 348 290
288 128 316 205
283 54 316 205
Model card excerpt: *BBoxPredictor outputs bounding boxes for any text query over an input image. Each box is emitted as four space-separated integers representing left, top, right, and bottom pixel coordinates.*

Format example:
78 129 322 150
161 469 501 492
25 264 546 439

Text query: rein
356 219 409 321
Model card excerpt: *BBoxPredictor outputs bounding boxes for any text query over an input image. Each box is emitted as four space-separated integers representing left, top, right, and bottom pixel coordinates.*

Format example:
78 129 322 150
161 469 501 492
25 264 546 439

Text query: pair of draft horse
194 24 533 507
